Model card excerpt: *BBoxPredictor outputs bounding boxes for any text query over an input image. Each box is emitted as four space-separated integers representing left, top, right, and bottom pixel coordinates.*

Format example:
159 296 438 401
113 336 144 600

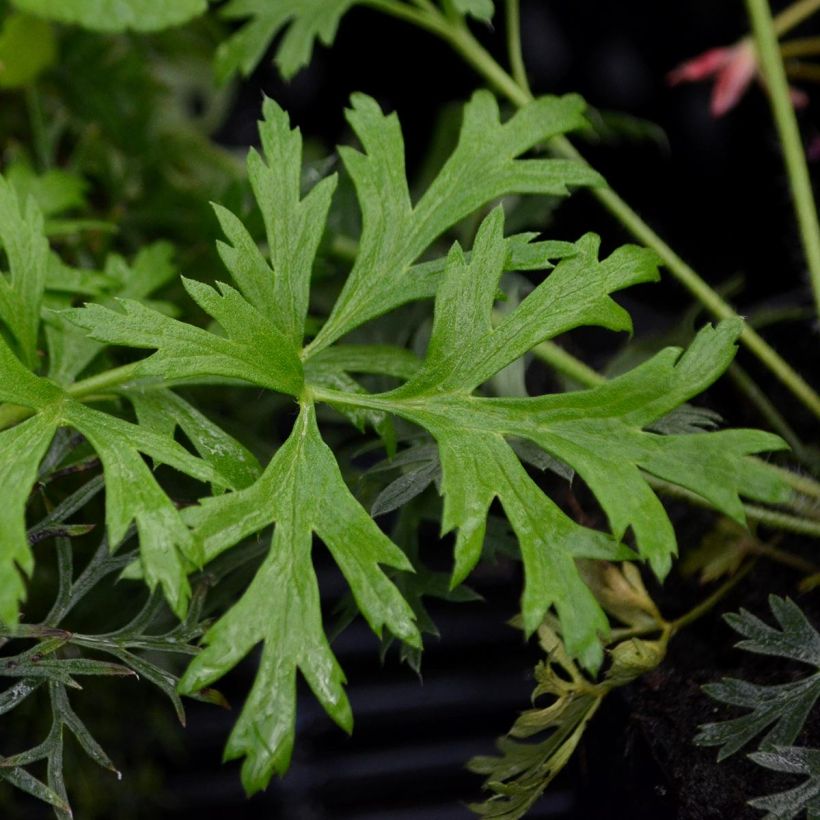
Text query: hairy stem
746 0 820 319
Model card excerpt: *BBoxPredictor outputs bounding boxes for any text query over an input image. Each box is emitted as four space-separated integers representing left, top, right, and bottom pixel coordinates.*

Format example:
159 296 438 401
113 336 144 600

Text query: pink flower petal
667 47 732 85
711 42 757 117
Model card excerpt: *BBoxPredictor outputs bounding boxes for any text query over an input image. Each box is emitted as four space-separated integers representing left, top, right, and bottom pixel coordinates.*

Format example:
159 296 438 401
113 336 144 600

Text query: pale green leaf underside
11 0 207 32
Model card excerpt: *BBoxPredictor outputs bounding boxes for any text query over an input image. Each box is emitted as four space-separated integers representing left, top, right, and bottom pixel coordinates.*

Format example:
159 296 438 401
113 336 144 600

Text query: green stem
746 0 820 319
66 363 140 401
780 35 820 58
726 363 807 457
649 472 820 536
669 560 756 635
505 0 531 96
362 0 449 36
773 0 820 36
764 462 820 501
750 539 819 573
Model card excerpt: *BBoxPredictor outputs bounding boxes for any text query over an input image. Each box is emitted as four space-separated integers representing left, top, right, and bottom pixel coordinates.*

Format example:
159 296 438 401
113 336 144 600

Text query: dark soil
572 561 820 819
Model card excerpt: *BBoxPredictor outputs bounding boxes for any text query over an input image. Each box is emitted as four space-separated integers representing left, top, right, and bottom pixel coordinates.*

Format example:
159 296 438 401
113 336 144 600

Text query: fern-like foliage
468 562 668 819
0 460 224 818
696 595 820 759
697 596 820 819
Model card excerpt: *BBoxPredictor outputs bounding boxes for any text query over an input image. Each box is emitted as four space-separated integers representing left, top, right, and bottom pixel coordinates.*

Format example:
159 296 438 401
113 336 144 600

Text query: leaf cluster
697 596 820 819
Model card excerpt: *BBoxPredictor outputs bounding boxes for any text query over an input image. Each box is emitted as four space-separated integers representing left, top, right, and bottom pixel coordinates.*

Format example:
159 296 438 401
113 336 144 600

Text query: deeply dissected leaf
11 0 207 32
179 403 419 793
748 746 820 820
0 343 227 621
215 0 358 82
696 597 820 760
469 620 665 819
59 89 793 793
308 91 602 351
46 241 179 385
0 180 237 623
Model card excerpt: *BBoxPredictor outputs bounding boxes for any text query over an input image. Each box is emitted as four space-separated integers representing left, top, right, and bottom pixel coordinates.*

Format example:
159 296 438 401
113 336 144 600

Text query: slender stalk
727 363 807 457
362 0 450 37
780 36 820 58
784 61 820 82
747 0 820 318
764 462 820 501
551 135 820 418
505 0 532 96
646 473 820 538
773 0 820 35
750 539 819 573
668 560 756 635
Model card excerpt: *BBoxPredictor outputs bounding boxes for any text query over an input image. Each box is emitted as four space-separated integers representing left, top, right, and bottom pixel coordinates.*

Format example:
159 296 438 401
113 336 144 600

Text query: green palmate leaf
61 90 792 791
0 327 230 623
65 99 334 394
0 360 228 621
11 0 207 32
215 0 357 82
179 403 419 793
67 92 594 386
696 596 820 761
